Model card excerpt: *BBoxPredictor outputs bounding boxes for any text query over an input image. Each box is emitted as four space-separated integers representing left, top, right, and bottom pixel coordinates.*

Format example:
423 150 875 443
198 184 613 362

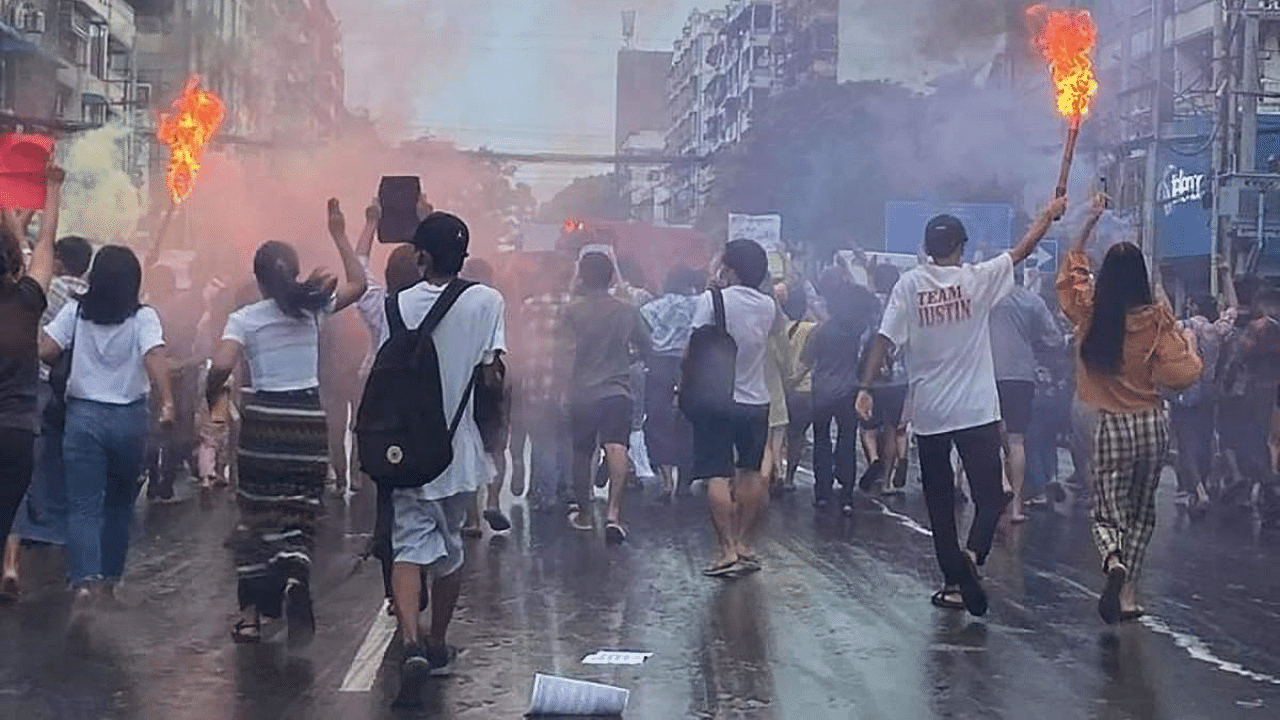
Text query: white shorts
391 491 473 576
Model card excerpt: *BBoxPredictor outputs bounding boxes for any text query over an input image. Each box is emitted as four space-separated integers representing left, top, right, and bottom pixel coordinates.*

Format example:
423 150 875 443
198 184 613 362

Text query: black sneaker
425 643 459 676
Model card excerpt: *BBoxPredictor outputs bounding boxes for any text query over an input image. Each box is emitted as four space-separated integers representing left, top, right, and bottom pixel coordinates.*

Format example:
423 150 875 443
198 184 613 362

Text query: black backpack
357 280 477 488
679 287 738 419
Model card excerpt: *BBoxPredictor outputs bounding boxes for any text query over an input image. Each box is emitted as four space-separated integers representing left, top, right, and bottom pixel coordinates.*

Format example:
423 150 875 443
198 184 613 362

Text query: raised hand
327 198 345 237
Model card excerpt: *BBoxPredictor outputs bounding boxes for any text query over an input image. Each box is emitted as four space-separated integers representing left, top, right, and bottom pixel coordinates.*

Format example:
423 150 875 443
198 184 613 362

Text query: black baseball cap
924 214 968 259
413 211 470 275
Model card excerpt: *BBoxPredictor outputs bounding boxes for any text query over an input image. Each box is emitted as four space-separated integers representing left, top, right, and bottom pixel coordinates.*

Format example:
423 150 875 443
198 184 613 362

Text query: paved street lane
2 458 1279 719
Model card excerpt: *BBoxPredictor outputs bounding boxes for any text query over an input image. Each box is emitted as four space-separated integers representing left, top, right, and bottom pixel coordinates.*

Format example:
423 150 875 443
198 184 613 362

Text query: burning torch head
924 214 968 261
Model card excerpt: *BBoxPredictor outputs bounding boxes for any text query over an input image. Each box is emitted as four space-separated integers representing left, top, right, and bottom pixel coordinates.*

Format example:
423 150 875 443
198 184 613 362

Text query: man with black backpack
358 212 505 684
684 239 778 578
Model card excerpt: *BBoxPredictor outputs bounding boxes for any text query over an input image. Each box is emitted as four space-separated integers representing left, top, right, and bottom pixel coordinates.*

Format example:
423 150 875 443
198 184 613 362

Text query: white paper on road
581 651 653 666
527 673 629 716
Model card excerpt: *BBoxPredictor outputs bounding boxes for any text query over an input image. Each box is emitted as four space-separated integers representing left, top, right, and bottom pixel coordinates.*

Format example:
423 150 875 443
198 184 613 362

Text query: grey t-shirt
563 293 652 404
989 286 1062 383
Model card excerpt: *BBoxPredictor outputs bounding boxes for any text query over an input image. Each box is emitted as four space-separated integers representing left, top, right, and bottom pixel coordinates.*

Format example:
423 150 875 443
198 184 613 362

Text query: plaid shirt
39 275 88 381
518 292 572 406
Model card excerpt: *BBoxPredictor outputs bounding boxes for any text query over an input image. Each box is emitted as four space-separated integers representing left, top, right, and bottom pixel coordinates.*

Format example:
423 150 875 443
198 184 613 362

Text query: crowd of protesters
3 166 1280 700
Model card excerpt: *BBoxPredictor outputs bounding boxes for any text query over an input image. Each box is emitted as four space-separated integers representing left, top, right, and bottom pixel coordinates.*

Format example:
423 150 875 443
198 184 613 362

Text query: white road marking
1140 616 1280 687
340 606 398 693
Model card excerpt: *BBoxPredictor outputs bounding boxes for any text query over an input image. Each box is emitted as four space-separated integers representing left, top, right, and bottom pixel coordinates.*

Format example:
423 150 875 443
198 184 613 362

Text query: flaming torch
156 75 225 205
1028 5 1099 201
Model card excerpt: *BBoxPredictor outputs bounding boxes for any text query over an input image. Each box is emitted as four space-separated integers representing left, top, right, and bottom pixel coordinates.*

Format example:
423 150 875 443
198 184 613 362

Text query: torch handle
1054 121 1082 219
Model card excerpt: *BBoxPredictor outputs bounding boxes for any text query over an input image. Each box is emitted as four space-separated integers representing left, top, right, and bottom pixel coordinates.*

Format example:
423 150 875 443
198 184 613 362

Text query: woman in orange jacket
1057 193 1204 625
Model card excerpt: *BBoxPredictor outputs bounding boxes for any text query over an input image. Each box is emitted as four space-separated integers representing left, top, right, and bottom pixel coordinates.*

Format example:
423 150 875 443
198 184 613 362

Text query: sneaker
425 643 459 676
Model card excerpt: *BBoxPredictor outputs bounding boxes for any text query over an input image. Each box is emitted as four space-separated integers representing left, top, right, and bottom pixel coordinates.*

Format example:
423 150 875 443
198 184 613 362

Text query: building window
82 98 106 125
88 23 107 78
753 4 773 31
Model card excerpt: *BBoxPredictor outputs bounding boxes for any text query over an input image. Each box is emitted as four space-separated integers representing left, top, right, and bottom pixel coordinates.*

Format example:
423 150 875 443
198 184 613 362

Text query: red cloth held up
0 134 54 210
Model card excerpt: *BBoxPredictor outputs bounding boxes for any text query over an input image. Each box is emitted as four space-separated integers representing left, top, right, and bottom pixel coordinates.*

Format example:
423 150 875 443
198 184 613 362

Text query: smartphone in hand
377 175 421 243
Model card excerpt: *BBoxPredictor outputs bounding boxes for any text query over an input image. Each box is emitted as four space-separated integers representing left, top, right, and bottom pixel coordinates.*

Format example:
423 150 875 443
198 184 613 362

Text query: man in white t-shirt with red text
857 196 1065 617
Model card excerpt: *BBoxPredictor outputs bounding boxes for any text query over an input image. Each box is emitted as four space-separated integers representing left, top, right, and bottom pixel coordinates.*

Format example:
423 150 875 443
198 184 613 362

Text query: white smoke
56 122 143 245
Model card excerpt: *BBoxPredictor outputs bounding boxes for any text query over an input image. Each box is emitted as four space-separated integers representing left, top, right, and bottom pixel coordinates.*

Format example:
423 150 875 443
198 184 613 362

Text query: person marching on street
858 196 1066 616
1057 192 1202 624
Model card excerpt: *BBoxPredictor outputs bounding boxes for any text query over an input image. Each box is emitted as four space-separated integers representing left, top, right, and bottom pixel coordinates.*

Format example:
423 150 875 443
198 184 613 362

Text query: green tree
538 173 629 223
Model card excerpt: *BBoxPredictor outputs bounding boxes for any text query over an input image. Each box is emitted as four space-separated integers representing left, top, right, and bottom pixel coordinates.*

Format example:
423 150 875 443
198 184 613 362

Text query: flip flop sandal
231 619 262 644
482 509 511 532
1098 560 1128 625
604 523 628 545
931 589 966 610
735 555 762 574
1119 609 1146 622
958 553 989 617
702 559 741 578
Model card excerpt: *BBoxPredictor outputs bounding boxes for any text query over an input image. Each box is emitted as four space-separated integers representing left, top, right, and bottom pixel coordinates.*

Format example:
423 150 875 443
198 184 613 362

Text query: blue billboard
884 202 1014 262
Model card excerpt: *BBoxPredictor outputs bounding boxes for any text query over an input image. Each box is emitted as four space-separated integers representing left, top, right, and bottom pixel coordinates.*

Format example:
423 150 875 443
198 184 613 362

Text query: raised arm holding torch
1029 5 1099 211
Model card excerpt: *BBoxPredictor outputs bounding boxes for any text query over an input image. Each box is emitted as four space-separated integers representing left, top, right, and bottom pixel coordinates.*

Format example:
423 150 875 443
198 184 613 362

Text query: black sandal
703 558 741 578
1119 608 1146 622
231 619 262 644
931 589 965 610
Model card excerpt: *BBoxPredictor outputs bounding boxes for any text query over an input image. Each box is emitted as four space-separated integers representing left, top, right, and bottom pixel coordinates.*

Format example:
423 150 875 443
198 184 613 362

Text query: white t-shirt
373 280 507 502
45 300 165 405
222 299 333 392
879 253 1015 436
691 285 777 406
355 258 389 377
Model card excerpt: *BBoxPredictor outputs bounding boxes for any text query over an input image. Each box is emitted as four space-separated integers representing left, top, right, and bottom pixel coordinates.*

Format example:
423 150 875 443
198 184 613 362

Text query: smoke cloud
56 123 144 245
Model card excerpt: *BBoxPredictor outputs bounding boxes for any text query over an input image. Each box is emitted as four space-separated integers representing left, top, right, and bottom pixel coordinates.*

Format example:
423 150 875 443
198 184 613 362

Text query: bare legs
392 563 461 649
1003 433 1027 521
706 468 769 566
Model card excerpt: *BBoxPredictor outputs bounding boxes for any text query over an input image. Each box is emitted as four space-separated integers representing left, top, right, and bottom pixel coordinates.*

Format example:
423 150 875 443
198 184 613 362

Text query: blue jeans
14 381 68 545
1025 392 1069 497
63 398 148 585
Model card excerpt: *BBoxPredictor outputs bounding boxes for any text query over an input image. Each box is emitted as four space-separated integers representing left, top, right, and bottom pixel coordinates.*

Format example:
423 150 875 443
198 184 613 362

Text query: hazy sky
328 0 701 199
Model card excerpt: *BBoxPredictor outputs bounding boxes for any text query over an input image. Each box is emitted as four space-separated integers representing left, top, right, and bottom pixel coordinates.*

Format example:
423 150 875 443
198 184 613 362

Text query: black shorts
690 403 770 480
997 380 1035 435
570 395 633 452
869 385 908 430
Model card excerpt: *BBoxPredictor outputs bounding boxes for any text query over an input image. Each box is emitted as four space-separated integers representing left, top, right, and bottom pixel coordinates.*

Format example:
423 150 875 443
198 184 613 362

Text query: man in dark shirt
562 252 652 543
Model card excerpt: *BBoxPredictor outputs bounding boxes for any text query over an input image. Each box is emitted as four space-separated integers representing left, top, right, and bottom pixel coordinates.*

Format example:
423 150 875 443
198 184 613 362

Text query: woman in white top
207 199 366 646
39 245 175 613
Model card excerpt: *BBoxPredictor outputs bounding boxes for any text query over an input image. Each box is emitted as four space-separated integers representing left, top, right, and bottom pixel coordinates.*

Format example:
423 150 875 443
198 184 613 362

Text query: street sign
1029 240 1059 274
884 202 1013 262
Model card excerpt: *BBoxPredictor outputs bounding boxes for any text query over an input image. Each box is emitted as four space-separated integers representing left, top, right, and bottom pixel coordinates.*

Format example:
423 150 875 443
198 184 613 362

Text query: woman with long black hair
1057 193 1203 624
41 243 175 614
207 200 366 645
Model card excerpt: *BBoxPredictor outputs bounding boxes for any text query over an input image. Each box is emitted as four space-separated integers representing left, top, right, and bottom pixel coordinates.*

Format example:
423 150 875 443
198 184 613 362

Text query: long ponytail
252 240 330 318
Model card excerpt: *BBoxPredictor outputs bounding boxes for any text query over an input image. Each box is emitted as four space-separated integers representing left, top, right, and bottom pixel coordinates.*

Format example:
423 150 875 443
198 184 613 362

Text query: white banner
728 213 783 252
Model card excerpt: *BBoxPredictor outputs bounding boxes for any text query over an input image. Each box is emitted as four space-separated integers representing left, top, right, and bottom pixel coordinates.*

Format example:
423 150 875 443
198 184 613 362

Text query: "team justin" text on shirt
917 286 973 327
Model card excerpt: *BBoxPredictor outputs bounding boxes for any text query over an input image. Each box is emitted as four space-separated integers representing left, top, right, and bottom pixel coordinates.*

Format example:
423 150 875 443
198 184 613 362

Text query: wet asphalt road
2 449 1280 720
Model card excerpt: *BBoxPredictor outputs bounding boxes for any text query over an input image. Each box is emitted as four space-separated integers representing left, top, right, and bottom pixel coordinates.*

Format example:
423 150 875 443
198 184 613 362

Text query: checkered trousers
1090 406 1170 579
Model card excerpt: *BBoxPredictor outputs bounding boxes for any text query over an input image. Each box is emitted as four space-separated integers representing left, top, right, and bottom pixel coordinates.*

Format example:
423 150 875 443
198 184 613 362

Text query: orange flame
156 76 225 204
1027 5 1099 126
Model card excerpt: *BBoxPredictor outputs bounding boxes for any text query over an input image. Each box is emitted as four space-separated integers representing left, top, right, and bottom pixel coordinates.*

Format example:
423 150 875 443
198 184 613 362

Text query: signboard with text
728 213 783 252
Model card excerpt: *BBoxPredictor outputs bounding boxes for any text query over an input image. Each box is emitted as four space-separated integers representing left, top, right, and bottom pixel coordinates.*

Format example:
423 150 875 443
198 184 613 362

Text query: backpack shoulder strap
447 365 480 438
711 287 727 331
420 280 478 336
385 290 408 337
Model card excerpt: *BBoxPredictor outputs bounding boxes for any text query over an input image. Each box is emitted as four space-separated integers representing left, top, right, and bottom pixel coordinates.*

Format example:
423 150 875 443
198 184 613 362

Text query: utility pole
1142 0 1167 264
1210 0 1226 295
